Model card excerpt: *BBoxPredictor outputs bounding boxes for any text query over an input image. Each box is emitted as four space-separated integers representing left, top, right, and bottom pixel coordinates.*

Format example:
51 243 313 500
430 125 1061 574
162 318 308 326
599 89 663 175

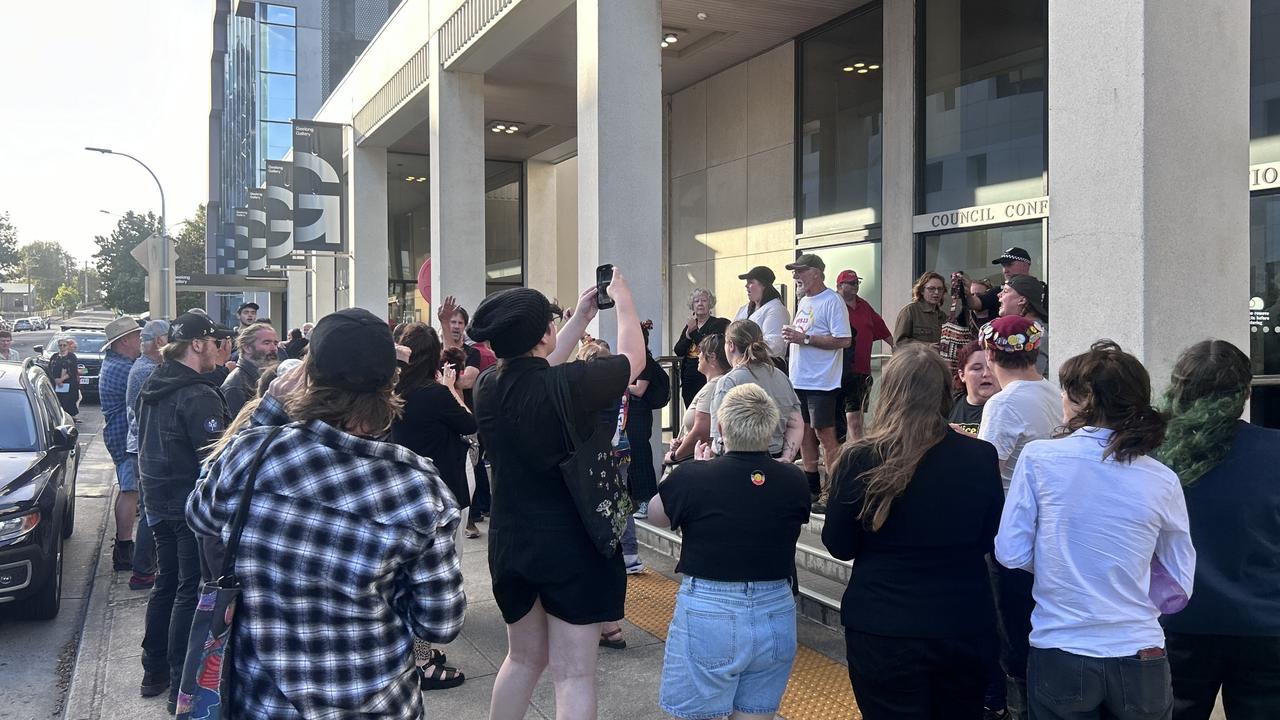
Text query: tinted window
261 24 296 74
1250 192 1280 376
1252 0 1280 164
485 161 524 296
260 73 296 121
920 0 1047 213
920 223 1043 292
262 4 296 25
52 334 106 353
0 390 38 452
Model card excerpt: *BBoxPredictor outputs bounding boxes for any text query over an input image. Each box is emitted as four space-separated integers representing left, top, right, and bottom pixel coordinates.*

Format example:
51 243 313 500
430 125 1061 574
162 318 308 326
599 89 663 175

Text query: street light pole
85 146 171 318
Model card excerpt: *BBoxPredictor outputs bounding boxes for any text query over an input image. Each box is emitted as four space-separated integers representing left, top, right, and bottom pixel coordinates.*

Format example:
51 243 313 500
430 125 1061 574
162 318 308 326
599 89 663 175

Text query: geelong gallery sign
913 196 1050 234
292 120 346 253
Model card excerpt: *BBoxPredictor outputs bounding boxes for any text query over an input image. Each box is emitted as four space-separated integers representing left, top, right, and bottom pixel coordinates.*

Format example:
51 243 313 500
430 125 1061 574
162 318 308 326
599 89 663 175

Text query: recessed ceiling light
505 128 516 134
696 12 707 21
660 41 669 48
869 64 880 70
842 66 854 72
857 68 869 74
416 177 426 182
507 124 520 132
490 126 503 133
854 62 865 68
664 32 679 44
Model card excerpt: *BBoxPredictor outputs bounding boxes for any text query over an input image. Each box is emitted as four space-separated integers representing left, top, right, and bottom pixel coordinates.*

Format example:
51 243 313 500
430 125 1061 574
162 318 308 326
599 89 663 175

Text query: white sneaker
625 559 646 575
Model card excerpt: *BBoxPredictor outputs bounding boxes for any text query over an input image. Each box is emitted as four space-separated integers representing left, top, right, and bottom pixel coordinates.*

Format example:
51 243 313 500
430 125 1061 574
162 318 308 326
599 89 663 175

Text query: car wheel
11 530 63 621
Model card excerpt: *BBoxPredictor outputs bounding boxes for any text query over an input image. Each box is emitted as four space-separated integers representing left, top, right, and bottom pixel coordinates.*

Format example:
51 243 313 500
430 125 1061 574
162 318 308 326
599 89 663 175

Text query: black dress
672 316 730 408
390 383 476 509
474 354 631 625
48 352 80 417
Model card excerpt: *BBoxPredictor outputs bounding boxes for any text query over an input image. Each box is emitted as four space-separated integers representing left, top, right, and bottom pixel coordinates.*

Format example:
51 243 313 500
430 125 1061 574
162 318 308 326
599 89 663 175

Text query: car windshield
0 390 38 452
52 334 106 353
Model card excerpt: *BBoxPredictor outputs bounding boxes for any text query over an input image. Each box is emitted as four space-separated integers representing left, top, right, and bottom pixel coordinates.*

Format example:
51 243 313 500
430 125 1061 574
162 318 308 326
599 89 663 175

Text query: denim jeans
128 455 156 575
1167 632 1280 720
141 516 201 685
1028 647 1172 720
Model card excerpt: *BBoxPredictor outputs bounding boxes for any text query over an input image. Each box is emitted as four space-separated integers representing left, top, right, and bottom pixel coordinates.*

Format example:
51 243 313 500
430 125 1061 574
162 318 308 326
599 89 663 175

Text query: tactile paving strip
624 572 862 720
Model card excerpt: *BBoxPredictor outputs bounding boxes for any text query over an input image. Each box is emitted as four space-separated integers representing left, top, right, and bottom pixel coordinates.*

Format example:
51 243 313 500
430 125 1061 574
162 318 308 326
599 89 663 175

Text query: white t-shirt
788 288 852 391
978 378 1061 493
733 298 791 358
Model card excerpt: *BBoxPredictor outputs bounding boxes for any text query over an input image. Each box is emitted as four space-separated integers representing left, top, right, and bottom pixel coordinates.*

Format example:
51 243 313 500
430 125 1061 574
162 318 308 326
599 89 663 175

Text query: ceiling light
842 66 854 72
857 68 869 74
416 177 426 182
854 62 865 68
696 12 707 21
660 41 669 48
869 64 880 70
505 128 516 134
506 124 520 132
405 176 416 181
490 126 503 133
664 32 679 44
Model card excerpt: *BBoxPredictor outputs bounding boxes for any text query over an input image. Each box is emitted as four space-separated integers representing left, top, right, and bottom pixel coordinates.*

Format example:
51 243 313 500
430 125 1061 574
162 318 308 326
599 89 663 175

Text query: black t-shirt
949 396 985 435
659 452 810 581
390 383 477 508
461 345 482 409
630 354 664 409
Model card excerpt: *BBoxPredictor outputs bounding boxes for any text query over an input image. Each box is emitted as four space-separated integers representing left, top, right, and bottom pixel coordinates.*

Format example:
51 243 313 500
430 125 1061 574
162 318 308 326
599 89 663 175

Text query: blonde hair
717 383 779 452
835 344 952 531
724 320 772 367
283 354 403 436
577 339 611 362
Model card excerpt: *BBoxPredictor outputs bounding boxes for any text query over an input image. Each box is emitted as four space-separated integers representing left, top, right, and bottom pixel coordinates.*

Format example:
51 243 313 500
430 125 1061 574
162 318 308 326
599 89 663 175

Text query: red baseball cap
836 270 861 286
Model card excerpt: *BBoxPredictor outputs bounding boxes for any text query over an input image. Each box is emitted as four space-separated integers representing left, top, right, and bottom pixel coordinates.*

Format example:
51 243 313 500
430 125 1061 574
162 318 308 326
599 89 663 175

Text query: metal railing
439 0 516 67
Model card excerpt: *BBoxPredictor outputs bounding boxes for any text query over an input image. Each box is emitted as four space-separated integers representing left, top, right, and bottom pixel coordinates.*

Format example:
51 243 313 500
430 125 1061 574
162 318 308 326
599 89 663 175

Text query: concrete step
634 519 849 630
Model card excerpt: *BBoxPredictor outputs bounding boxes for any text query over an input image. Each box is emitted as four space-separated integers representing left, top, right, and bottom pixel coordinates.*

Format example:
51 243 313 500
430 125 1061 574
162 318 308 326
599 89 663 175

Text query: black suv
0 358 79 620
34 327 108 402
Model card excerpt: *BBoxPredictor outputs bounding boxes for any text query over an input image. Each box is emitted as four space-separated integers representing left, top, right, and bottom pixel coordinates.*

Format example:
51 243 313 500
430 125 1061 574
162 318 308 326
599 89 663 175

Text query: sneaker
625 559 646 575
128 572 156 591
112 539 135 571
983 708 1008 720
139 670 170 698
632 501 648 520
811 502 827 515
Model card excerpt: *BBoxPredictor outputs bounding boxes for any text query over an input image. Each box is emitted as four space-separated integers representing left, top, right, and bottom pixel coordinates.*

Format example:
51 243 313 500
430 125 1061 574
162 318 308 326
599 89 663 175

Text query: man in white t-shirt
976 314 1058 720
782 253 852 513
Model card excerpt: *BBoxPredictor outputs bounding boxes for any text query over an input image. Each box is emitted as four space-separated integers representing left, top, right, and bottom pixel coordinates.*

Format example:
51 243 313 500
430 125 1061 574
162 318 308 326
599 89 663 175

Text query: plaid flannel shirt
99 349 134 463
186 394 465 719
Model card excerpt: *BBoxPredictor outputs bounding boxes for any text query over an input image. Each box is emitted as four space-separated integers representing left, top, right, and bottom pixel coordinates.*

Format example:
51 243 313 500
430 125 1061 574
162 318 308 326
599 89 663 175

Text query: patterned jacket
186 394 465 718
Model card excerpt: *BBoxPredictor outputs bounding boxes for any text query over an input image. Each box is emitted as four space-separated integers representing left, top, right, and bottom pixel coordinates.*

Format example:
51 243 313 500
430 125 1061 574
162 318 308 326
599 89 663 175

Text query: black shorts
796 388 840 430
841 372 874 414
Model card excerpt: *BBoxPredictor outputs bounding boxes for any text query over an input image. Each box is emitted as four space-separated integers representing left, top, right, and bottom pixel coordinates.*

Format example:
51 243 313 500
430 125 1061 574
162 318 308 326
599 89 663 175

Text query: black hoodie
137 361 229 521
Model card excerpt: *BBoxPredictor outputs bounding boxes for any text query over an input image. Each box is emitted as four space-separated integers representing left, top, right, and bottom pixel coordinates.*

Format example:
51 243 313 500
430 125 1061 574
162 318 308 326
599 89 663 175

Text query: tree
174 204 207 313
94 211 160 314
0 212 19 281
52 284 81 316
19 240 76 308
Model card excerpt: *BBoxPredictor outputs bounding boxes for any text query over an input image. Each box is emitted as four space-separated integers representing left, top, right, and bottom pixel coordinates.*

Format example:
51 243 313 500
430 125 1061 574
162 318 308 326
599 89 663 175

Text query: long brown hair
1058 340 1166 463
724 319 772 367
1158 339 1251 484
911 272 946 304
395 323 441 395
836 344 952 531
285 353 404 436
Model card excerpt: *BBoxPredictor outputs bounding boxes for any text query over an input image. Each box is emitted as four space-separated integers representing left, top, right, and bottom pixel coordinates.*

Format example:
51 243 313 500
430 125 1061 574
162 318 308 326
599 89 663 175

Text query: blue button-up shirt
125 354 160 454
99 349 135 464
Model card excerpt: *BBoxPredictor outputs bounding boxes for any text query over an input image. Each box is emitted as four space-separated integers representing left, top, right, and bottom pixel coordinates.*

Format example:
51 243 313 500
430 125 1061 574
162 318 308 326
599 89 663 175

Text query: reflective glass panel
261 24 296 74
1250 385 1280 429
799 5 884 235
919 222 1044 299
260 73 295 122
260 120 292 162
920 0 1047 213
1250 192 1280 375
263 4 296 26
485 161 524 296
1253 0 1280 164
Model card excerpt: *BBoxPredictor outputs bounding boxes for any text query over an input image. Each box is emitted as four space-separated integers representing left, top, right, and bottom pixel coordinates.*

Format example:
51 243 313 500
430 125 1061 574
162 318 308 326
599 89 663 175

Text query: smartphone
596 264 615 309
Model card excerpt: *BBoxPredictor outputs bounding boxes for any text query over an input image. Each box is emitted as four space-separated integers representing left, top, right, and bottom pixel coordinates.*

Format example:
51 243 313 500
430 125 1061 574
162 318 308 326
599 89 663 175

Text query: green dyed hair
1156 340 1252 486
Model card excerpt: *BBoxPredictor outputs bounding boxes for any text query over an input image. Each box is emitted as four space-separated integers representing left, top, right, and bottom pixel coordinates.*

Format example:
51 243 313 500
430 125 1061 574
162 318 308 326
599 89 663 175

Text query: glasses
924 285 946 293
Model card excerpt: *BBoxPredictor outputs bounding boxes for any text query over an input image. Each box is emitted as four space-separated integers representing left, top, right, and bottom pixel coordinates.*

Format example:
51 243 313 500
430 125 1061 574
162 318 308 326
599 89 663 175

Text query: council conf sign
913 196 1050 234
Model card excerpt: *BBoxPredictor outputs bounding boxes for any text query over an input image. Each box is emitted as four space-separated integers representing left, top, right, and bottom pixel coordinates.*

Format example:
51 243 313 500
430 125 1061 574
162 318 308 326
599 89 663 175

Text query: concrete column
312 254 336 318
429 33 487 318
880 0 915 319
576 0 663 349
346 132 390 318
286 266 308 330
1047 0 1249 385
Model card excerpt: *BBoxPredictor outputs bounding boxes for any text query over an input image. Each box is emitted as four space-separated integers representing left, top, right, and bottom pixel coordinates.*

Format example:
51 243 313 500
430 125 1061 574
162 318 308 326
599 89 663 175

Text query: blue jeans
660 577 797 719
141 516 201 686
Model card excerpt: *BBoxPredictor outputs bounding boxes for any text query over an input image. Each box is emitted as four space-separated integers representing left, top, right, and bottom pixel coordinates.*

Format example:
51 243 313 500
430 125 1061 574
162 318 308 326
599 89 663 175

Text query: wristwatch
803 334 811 345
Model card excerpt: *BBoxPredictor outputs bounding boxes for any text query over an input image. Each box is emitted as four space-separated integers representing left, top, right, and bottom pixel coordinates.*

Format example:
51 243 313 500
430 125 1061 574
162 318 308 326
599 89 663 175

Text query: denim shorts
115 457 138 492
660 577 798 720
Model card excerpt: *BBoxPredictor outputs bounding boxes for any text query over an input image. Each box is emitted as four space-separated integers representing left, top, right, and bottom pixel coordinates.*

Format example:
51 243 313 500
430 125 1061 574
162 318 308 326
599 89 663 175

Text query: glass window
0 390 38 452
260 120 292 162
260 73 295 122
920 0 1047 213
798 5 884 235
263 4 296 26
261 24 296 74
485 161 524 296
919 222 1044 297
800 242 882 313
1253 0 1280 164
1250 192 1280 375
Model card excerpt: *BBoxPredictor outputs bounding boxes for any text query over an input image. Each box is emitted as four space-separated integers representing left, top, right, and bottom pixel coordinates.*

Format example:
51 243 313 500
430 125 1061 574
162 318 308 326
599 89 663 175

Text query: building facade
282 0 1278 424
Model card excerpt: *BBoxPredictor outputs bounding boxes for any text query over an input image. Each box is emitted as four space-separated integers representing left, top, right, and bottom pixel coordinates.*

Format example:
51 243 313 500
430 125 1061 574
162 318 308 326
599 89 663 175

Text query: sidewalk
63 482 855 719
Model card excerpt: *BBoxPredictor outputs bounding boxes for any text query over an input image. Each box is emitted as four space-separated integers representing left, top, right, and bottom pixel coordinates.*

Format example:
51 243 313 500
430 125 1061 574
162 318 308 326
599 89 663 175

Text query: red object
474 342 497 371
846 297 892 375
417 258 432 305
836 269 861 286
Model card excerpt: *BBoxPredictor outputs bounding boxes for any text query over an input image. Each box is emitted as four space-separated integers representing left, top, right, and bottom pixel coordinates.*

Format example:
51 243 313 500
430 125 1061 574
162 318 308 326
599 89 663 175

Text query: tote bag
175 425 285 720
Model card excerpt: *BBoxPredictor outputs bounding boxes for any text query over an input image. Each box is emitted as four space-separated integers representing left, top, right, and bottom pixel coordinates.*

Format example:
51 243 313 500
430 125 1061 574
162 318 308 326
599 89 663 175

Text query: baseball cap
738 266 777 285
140 319 170 342
169 312 235 342
991 247 1032 265
307 308 396 392
1004 274 1048 319
980 316 1044 354
103 316 143 347
785 253 826 272
836 270 861 286
236 301 260 313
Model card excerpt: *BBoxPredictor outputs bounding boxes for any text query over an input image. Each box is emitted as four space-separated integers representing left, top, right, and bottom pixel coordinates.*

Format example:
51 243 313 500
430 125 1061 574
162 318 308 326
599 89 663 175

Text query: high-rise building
205 0 399 318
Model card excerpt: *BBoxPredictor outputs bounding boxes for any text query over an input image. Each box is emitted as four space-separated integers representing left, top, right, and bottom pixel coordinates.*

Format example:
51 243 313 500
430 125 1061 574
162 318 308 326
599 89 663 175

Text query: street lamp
86 146 172 318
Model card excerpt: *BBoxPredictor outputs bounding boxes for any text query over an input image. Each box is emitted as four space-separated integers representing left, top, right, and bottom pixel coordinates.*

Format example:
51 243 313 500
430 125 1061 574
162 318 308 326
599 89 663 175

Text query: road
0 408 111 719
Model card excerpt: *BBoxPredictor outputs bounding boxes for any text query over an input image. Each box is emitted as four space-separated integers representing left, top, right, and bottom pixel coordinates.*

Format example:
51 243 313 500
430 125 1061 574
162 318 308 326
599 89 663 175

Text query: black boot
112 539 135 571
139 669 170 697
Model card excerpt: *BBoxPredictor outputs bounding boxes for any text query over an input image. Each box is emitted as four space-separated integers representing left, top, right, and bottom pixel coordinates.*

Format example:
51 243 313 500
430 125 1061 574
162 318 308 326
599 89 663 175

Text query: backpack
642 356 671 408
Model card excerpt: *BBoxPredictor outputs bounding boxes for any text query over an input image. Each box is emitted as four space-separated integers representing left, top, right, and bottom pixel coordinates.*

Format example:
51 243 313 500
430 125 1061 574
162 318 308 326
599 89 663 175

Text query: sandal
465 526 481 539
423 648 448 667
599 627 627 650
418 662 466 690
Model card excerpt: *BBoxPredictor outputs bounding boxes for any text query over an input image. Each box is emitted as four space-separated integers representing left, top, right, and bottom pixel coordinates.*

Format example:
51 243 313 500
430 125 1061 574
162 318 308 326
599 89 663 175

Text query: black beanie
467 288 553 358
308 308 397 391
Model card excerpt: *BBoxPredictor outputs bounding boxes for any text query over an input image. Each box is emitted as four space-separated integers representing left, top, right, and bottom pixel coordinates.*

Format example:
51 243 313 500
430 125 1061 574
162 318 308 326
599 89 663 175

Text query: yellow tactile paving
624 572 862 720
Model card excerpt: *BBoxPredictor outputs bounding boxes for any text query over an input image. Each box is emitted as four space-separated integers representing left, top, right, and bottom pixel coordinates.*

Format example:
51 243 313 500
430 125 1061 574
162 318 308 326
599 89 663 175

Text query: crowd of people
74 245 1276 720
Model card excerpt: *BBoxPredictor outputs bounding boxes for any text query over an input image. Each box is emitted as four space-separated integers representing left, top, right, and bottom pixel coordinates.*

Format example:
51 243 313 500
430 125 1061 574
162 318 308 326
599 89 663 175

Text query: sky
0 1 211 265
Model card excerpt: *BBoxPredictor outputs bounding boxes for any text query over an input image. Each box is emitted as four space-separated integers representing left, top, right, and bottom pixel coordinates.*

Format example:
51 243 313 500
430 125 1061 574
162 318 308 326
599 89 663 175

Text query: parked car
0 358 79 620
34 328 108 402
28 318 47 331
11 319 32 332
